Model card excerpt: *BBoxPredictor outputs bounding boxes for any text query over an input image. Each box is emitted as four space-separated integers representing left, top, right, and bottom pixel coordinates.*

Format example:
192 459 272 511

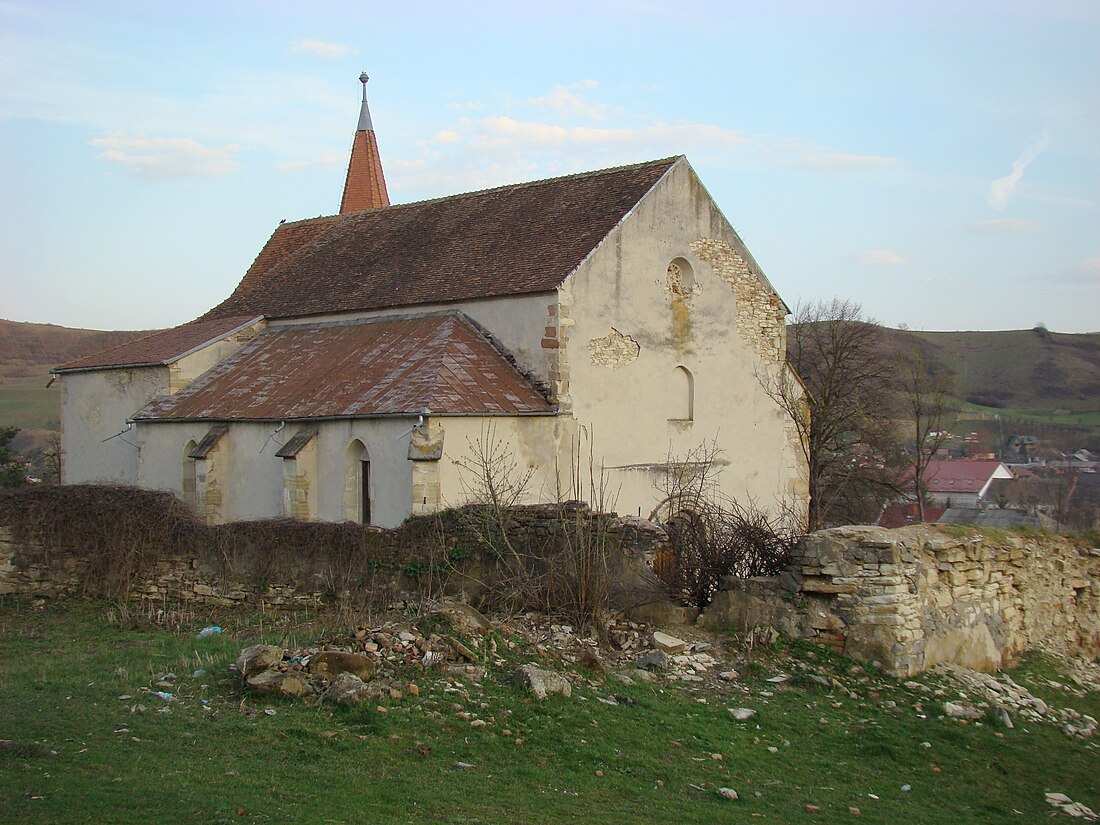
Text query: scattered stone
432 602 492 636
718 670 740 681
246 670 311 698
450 638 479 663
849 807 861 815
729 708 757 721
308 651 377 681
236 645 284 678
633 650 671 672
512 664 571 700
805 804 821 813
944 701 981 720
324 673 378 706
716 787 739 801
992 707 1014 729
651 631 688 655
1045 792 1099 821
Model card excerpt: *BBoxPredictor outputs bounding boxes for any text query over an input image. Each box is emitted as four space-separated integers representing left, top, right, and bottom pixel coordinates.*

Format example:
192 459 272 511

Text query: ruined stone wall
0 504 667 613
703 524 1100 677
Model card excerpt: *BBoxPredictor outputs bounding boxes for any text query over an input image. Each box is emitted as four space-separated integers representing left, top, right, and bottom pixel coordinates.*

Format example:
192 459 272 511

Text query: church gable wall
559 159 807 521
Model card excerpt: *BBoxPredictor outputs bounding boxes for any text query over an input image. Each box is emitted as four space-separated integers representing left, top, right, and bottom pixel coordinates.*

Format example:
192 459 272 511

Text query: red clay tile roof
53 315 263 372
203 156 680 321
340 129 389 213
133 312 553 421
923 460 1010 490
878 503 946 528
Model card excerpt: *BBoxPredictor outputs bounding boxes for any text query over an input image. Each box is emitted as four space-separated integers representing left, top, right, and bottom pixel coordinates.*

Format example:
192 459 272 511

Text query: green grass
1 599 1097 824
0 387 60 430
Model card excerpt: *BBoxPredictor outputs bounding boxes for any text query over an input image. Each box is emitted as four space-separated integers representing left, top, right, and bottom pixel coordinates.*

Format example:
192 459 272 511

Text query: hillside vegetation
1 318 1098 437
884 326 1100 414
0 319 155 389
0 320 155 434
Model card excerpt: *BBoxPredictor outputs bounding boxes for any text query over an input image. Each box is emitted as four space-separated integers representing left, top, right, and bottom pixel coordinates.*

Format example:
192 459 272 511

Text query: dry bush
450 426 621 635
0 484 441 612
649 441 804 609
658 501 801 609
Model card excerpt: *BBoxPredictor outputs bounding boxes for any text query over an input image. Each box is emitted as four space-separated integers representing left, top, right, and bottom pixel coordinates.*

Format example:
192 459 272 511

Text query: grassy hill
876 327 1100 446
1 598 1097 824
2 318 1098 441
0 319 155 432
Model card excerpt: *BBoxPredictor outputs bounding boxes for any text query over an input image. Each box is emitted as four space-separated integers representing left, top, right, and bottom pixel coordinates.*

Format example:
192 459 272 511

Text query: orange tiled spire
339 73 390 213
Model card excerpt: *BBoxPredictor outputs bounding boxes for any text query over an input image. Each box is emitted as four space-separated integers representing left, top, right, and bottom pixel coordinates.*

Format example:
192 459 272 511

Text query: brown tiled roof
204 156 681 321
340 129 389 213
53 315 263 372
134 312 553 421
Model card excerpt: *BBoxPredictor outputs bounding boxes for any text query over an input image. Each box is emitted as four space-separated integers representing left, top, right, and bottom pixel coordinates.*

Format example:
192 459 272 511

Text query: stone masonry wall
703 524 1100 677
0 504 667 613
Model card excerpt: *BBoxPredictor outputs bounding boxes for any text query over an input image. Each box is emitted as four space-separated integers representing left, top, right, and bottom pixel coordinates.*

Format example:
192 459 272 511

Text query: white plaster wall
136 417 421 527
268 293 554 386
169 319 267 392
60 368 168 484
561 158 807 521
433 415 567 510
312 418 415 526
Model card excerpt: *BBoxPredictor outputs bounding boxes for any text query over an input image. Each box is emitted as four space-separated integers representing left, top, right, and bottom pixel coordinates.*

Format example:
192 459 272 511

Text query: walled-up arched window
181 440 198 509
342 439 371 523
673 365 694 421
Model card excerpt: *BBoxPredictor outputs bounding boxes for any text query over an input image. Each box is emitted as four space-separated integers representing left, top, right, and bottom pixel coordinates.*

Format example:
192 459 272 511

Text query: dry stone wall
0 504 668 613
703 524 1100 677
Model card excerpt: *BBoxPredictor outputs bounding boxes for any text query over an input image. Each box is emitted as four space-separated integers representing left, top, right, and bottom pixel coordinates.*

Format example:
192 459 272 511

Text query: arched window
342 439 371 523
673 365 694 421
181 439 198 509
667 257 696 296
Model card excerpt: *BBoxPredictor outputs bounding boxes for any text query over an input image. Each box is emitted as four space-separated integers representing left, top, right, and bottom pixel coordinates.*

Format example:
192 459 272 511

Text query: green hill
2 318 1098 441
0 319 155 432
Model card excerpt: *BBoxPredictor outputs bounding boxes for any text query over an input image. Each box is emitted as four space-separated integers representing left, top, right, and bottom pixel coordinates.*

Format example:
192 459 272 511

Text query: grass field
1 598 1096 824
0 387 60 431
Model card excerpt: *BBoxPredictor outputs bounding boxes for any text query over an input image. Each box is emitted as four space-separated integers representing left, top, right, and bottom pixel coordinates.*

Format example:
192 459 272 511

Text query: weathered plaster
588 328 640 368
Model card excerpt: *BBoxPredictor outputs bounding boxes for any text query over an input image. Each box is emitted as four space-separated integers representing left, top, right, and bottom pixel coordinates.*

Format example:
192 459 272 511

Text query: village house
918 459 1014 509
53 75 809 528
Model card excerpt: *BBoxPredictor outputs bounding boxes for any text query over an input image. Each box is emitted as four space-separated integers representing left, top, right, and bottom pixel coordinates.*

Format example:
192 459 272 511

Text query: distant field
0 387 60 430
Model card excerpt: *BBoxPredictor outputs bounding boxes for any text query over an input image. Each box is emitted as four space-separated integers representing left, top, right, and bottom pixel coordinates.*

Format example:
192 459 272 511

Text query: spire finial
340 72 389 213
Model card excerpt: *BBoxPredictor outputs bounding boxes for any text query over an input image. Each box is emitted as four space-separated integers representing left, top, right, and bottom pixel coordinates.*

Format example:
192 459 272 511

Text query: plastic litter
197 626 222 638
154 691 174 701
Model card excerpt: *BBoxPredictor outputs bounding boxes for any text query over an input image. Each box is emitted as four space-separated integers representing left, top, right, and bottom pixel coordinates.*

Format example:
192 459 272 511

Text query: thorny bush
657 500 803 610
0 484 439 609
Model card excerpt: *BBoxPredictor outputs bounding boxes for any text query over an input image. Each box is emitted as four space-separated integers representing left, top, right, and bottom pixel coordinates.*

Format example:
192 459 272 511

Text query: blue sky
1 0 1097 333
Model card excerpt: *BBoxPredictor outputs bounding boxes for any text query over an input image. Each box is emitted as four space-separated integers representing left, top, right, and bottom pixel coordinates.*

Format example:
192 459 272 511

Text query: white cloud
430 130 461 145
276 152 344 172
971 218 1040 233
784 150 897 173
291 38 355 58
988 133 1050 209
89 134 239 180
857 250 911 266
475 115 746 152
526 81 612 121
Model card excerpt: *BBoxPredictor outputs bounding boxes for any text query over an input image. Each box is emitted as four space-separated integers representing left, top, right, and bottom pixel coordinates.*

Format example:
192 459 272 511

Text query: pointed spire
339 72 390 213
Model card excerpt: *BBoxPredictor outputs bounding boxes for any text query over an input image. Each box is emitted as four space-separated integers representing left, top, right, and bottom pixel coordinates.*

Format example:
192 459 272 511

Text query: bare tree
762 299 902 529
893 341 956 520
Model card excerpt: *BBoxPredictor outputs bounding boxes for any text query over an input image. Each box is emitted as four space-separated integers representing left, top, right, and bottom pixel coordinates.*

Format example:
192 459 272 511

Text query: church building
53 75 809 527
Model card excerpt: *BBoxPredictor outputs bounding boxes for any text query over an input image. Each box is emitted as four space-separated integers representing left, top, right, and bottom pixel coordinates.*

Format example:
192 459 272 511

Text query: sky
1 0 1097 334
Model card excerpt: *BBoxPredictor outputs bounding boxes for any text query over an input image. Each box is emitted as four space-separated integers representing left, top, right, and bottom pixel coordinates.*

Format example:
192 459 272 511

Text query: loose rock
512 664 571 700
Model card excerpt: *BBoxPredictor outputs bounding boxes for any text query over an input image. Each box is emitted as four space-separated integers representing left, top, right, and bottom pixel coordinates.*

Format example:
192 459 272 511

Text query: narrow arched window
181 439 198 508
673 365 694 421
342 439 371 523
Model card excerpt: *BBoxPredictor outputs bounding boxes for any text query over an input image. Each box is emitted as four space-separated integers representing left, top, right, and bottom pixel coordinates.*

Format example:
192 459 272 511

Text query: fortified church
54 75 809 527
